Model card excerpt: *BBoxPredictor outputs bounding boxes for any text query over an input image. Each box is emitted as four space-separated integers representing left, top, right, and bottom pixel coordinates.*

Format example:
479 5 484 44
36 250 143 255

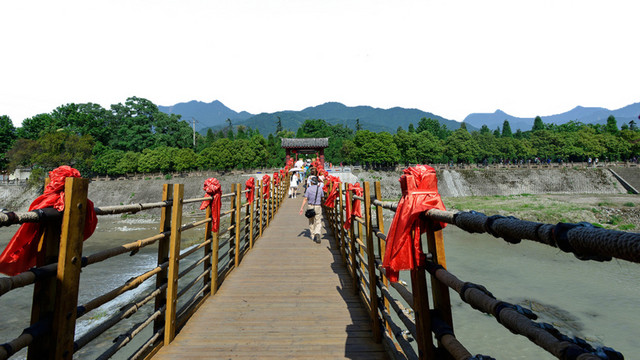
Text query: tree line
1 97 639 178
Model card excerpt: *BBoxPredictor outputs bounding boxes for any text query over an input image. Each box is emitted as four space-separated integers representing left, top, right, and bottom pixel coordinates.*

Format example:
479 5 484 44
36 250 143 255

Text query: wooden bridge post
411 242 434 359
363 182 382 342
154 184 172 335
270 178 275 221
258 180 264 239
234 183 241 268
28 180 61 360
337 183 347 262
348 188 359 294
374 181 393 340
265 180 271 228
425 221 454 327
357 214 367 294
249 189 255 249
50 177 89 360
164 184 184 345
210 207 220 295
203 195 214 293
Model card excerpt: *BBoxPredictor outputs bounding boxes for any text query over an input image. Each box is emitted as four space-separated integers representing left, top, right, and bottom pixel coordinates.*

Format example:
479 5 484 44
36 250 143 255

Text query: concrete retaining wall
356 167 630 200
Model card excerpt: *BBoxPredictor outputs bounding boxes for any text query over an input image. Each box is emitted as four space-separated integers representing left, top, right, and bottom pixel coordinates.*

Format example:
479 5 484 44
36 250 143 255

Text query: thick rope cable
426 209 640 264
424 261 621 360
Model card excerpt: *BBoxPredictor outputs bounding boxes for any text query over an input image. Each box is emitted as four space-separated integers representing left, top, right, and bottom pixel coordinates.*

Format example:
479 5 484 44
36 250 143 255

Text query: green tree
444 127 478 163
153 112 192 148
415 131 445 163
17 131 95 174
17 113 54 139
605 115 618 135
0 115 17 169
109 97 158 152
6 138 38 171
352 131 400 165
137 147 176 173
115 152 141 175
408 123 415 133
532 116 545 131
92 149 125 175
417 117 450 139
173 148 199 172
501 120 513 138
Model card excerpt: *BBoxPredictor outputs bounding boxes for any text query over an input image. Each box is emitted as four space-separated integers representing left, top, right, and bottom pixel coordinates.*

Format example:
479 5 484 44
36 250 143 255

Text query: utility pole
191 117 199 149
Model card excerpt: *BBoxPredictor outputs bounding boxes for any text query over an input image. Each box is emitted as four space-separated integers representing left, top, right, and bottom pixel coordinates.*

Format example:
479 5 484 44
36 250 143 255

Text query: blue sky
1 0 638 126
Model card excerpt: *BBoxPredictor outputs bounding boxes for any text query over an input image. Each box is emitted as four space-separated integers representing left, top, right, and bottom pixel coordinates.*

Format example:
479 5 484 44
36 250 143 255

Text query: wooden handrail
0 174 289 360
323 179 629 360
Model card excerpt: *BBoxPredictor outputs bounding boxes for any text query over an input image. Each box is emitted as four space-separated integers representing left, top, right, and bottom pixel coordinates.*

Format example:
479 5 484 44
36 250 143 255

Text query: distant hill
158 100 253 131
464 102 640 131
200 101 467 135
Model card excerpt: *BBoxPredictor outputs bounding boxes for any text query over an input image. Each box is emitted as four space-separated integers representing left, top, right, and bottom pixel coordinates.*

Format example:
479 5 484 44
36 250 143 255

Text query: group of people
286 158 326 244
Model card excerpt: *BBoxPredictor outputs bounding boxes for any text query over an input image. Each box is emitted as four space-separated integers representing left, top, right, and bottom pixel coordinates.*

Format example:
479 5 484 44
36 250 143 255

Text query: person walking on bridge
299 176 324 243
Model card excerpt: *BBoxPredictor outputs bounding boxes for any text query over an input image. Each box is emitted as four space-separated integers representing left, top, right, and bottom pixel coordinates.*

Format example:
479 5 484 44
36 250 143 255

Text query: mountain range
464 103 640 131
158 100 640 135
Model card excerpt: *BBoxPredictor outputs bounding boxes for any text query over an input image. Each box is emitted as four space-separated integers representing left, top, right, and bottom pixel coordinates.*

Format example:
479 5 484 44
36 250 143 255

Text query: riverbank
2 167 638 230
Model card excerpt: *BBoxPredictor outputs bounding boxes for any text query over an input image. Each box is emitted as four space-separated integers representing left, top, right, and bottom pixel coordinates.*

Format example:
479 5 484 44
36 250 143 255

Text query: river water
1 210 638 359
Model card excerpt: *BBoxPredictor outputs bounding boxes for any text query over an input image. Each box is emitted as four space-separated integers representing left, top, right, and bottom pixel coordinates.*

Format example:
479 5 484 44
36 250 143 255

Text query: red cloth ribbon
245 177 255 203
262 175 271 199
0 166 97 276
343 183 363 230
382 165 447 282
323 177 341 208
200 178 222 232
273 172 280 186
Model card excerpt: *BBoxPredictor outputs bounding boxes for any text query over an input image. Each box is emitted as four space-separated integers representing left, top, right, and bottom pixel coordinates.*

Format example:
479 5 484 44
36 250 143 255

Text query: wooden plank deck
153 195 389 359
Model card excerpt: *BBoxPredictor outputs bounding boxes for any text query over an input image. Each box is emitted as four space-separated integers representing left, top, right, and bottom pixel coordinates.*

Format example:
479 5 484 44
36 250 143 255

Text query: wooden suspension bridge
0 167 637 360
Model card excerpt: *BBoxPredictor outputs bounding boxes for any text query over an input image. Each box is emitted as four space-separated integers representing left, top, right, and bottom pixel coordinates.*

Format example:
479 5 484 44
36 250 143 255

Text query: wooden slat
153 195 388 360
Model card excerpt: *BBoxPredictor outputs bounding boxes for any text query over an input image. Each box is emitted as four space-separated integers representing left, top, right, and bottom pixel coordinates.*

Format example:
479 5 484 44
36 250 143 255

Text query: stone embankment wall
1 168 635 211
355 167 630 200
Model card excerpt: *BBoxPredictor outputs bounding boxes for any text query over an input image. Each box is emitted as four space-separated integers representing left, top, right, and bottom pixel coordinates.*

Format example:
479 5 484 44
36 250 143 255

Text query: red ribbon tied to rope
382 165 447 282
200 178 222 232
0 165 98 276
323 176 341 208
273 172 281 186
343 183 363 230
262 175 271 199
245 177 255 203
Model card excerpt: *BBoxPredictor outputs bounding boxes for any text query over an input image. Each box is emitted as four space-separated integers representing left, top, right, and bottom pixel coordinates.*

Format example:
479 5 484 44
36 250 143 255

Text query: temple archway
281 138 329 168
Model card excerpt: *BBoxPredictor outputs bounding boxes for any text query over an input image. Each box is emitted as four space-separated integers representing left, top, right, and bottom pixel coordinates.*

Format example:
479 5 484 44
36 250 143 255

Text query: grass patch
608 215 623 225
619 224 636 231
623 202 635 207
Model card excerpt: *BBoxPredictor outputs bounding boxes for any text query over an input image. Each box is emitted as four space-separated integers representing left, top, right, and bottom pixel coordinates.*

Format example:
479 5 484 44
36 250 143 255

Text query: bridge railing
0 174 290 360
323 180 636 360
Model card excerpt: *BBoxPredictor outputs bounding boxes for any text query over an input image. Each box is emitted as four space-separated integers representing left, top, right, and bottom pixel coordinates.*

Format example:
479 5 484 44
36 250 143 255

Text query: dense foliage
2 98 639 180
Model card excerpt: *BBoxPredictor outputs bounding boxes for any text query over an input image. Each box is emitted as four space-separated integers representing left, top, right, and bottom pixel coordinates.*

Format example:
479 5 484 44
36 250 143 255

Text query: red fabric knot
382 165 447 282
273 172 280 186
323 176 341 208
343 183 363 230
0 165 97 276
245 177 255 203
200 178 222 232
262 175 271 199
